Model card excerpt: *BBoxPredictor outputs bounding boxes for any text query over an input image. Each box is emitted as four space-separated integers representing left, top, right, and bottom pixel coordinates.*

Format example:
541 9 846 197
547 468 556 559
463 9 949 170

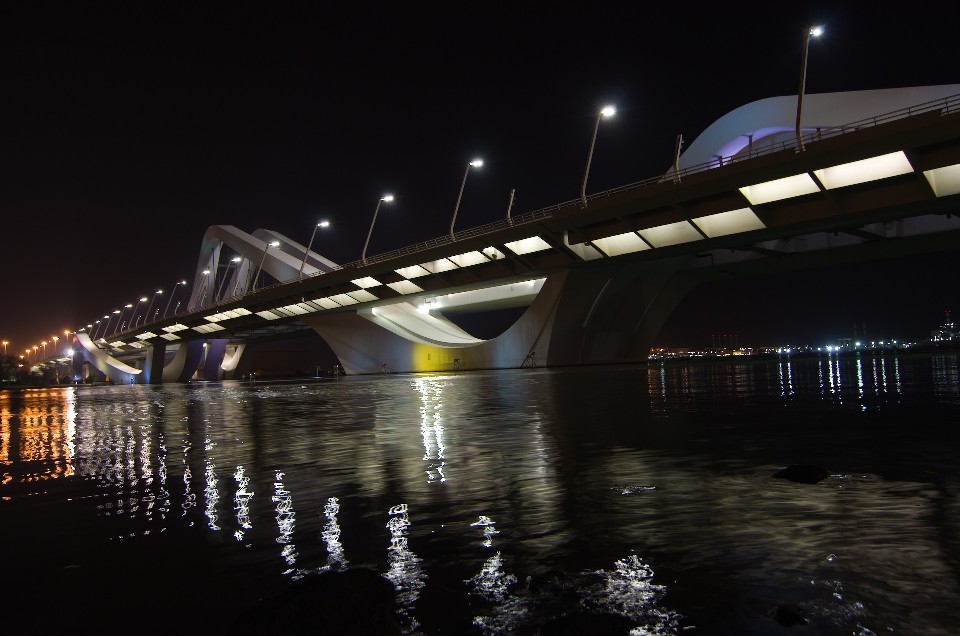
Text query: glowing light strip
923 163 960 197
813 151 913 189
162 324 188 332
351 276 382 289
160 333 181 341
503 236 551 255
691 208 765 238
386 280 424 294
135 332 158 340
739 173 819 205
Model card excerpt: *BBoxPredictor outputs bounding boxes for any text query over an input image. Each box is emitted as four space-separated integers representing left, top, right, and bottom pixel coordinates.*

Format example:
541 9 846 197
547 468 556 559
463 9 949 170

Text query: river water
2 353 959 634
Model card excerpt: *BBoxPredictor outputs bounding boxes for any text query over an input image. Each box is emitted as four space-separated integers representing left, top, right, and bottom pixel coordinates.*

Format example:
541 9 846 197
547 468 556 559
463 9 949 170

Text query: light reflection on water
1 353 959 634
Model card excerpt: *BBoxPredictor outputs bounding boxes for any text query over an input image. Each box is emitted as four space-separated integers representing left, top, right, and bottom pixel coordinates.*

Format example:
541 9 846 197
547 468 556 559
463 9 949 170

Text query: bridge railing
118 91 960 336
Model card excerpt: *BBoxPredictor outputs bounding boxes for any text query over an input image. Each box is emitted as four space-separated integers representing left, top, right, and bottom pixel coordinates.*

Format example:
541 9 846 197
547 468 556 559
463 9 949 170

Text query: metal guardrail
118 91 960 336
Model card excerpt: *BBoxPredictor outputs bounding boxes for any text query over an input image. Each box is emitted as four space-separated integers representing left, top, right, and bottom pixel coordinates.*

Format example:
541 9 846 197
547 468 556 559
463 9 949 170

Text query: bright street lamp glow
810 25 824 37
382 194 394 202
600 105 616 118
469 159 483 168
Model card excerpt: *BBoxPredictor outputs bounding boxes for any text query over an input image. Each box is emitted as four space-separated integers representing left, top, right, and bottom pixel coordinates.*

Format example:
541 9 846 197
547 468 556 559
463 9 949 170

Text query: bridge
70 84 960 383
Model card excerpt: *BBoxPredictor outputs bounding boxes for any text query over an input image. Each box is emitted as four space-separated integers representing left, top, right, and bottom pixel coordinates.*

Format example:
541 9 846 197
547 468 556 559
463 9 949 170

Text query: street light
163 280 188 317
251 240 281 291
138 290 163 327
2 340 7 356
52 336 59 354
299 220 331 279
795 25 823 152
361 194 394 264
219 256 242 299
41 341 47 357
198 270 212 306
581 105 616 208
450 159 483 238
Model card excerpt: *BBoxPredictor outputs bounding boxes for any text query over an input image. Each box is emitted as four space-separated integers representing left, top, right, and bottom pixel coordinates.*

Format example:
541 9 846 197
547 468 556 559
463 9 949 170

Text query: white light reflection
779 359 794 398
204 456 220 530
413 379 446 484
181 463 196 519
581 554 681 633
321 496 349 570
385 503 426 633
470 515 500 548
233 465 254 542
856 357 865 402
273 471 300 575
467 516 528 635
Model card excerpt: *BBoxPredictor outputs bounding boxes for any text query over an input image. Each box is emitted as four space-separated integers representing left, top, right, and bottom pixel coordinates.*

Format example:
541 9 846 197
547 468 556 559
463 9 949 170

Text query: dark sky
2 3 957 355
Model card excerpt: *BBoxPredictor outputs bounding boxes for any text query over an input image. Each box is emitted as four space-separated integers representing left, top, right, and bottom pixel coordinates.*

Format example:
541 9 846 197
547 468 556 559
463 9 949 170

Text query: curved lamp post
139 290 163 327
125 298 147 333
198 270 212 307
251 240 280 291
795 25 823 152
108 308 127 337
299 220 331 279
164 280 188 317
361 194 394 265
219 256 242 300
450 159 483 238
581 105 615 208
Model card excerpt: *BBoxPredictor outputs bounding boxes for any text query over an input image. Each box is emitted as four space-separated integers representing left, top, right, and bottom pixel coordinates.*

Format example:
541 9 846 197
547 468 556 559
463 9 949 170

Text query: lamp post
362 194 394 264
138 290 163 327
251 240 280 291
580 105 615 208
795 25 823 152
164 280 188 317
2 340 7 356
124 296 147 333
450 159 483 238
52 336 59 355
219 257 242 300
299 220 331 279
198 270 211 307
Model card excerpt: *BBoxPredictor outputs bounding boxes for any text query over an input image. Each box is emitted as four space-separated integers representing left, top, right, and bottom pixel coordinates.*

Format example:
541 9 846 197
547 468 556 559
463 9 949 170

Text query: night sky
2 4 958 355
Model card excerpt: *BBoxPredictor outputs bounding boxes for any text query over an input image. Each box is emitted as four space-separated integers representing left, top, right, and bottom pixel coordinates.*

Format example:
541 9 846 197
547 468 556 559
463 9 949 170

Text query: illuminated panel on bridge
923 163 960 197
160 333 181 341
193 323 225 333
395 264 431 279
347 289 378 302
739 173 820 205
204 308 252 322
351 276 382 288
448 250 496 267
589 232 649 257
162 324 189 332
418 258 458 274
813 151 913 189
329 293 359 306
692 208 765 238
503 236 551 255
135 332 158 340
637 221 704 247
386 280 424 294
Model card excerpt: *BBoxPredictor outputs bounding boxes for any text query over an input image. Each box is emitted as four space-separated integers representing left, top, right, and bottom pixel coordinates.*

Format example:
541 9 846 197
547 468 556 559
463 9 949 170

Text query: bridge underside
301 256 698 374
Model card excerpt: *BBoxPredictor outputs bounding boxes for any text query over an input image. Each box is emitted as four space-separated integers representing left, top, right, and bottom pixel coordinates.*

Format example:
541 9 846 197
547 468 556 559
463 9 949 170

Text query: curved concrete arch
185 225 339 312
75 331 143 384
677 85 960 170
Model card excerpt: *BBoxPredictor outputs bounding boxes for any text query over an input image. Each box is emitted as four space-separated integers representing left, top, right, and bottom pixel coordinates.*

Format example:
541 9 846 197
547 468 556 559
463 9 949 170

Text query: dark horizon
2 5 958 354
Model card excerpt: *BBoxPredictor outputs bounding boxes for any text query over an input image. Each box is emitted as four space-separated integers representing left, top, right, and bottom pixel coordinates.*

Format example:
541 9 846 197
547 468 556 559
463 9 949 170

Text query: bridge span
74 84 960 382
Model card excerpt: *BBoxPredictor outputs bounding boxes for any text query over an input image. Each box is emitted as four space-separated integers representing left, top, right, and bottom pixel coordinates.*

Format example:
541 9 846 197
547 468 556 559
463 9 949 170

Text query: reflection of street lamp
580 105 615 208
450 159 483 237
252 240 280 291
795 25 823 152
164 280 188 317
299 220 331 279
362 194 394 264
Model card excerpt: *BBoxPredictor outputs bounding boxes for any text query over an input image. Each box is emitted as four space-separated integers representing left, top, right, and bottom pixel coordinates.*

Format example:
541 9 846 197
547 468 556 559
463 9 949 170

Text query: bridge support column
203 339 229 381
143 343 166 384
